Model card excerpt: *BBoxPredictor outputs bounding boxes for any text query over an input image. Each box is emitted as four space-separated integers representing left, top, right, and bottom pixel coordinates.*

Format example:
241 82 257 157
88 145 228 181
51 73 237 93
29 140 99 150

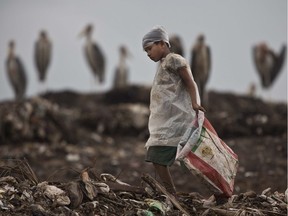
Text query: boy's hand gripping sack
176 111 238 197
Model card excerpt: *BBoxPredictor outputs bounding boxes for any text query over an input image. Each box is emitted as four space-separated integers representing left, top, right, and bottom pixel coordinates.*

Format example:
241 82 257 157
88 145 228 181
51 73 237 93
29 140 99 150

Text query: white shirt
146 53 200 148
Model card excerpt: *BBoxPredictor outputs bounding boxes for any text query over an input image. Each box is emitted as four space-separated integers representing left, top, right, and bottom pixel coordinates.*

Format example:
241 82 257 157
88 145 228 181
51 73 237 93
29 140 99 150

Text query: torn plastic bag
176 111 238 197
176 112 205 160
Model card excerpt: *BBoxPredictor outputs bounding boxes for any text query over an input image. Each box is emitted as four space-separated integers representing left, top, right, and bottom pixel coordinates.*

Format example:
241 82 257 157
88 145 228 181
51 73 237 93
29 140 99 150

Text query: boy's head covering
142 26 170 49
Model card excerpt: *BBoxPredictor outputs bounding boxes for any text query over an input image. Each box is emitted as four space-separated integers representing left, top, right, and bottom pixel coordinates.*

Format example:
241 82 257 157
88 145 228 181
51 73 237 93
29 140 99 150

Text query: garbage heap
0 160 287 216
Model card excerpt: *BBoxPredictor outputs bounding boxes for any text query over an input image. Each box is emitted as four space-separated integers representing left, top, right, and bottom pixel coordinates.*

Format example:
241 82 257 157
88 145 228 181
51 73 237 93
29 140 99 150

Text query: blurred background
0 2 287 211
0 0 287 102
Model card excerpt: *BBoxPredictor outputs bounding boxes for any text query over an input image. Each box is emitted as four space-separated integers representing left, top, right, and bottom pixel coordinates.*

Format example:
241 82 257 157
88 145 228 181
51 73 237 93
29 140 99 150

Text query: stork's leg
200 82 208 107
199 82 204 104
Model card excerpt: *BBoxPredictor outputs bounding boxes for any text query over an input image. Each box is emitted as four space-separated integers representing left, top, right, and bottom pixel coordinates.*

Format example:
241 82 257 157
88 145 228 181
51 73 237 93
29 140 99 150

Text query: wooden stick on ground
141 173 191 216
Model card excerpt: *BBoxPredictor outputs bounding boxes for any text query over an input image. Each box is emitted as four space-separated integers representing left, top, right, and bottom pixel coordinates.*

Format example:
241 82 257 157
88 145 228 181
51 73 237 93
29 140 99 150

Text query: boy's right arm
178 66 206 113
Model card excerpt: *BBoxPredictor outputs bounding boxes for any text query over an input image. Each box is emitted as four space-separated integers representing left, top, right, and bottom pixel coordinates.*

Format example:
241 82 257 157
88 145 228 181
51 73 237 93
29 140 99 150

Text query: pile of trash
0 160 287 216
0 86 287 215
0 94 149 145
0 86 286 145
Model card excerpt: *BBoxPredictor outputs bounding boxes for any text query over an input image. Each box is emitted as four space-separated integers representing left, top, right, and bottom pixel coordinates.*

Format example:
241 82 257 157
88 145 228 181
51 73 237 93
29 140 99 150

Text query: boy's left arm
178 66 206 113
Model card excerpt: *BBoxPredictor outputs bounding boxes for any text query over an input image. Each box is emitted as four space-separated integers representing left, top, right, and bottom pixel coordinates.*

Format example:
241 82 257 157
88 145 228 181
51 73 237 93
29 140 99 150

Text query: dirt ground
0 134 286 197
0 85 287 215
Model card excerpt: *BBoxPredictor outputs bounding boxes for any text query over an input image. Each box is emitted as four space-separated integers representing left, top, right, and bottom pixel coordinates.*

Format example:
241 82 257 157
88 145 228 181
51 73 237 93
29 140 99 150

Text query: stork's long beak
8 41 14 56
124 48 133 59
127 50 133 59
78 29 86 39
8 46 12 57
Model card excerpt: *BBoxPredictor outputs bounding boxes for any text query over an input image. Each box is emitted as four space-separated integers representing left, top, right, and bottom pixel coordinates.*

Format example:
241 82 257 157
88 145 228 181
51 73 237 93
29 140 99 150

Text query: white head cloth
142 26 171 49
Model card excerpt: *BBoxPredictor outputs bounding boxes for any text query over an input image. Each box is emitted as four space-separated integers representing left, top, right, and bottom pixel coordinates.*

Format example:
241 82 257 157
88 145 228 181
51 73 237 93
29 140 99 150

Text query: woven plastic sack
176 111 238 197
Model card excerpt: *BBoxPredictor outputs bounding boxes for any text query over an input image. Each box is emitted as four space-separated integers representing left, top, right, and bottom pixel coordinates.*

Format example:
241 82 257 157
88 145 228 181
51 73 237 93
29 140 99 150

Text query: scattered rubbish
0 86 286 215
0 161 286 215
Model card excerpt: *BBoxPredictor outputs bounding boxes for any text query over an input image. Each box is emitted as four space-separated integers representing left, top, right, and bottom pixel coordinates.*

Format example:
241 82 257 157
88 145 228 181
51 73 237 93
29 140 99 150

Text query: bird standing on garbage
113 45 131 89
190 34 211 105
252 42 286 89
34 30 52 84
169 34 184 56
6 40 27 100
79 24 106 84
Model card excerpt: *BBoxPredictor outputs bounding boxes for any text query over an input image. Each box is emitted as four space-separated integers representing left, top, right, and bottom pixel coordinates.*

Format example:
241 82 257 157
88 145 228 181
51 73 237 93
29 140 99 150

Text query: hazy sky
0 0 287 102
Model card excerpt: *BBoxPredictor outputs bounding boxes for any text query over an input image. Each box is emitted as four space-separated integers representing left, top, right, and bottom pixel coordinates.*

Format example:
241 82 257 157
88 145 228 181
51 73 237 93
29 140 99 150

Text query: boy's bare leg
153 163 176 194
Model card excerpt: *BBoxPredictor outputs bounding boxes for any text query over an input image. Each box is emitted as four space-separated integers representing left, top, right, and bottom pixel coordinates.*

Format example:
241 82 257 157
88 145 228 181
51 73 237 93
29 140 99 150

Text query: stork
252 42 286 89
113 45 131 89
190 34 211 105
169 34 184 56
6 40 27 100
79 24 106 84
35 30 52 83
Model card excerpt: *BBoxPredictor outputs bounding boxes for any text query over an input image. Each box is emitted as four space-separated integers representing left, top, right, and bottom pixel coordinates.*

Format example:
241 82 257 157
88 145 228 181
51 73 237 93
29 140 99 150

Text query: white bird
6 40 27 101
79 24 106 84
34 30 52 83
190 34 211 105
113 45 131 89
252 42 286 89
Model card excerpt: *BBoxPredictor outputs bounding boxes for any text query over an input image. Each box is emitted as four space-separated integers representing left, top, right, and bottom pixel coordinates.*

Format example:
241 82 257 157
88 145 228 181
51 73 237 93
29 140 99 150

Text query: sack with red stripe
176 111 238 197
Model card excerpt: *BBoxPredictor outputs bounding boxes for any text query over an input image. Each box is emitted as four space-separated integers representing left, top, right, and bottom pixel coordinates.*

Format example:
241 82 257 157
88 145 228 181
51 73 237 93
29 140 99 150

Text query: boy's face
144 42 165 62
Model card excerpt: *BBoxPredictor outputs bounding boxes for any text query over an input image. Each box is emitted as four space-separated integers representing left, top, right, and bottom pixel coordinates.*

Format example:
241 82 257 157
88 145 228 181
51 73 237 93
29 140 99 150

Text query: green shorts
145 146 177 166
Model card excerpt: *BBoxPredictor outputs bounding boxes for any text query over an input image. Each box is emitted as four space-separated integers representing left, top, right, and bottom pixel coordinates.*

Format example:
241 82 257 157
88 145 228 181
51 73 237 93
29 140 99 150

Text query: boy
142 26 205 195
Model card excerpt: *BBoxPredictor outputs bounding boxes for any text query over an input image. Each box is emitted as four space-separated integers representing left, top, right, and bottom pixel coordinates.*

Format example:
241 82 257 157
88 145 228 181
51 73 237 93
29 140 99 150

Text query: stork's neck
198 41 204 48
119 54 126 67
8 47 15 58
86 33 93 43
40 37 48 42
